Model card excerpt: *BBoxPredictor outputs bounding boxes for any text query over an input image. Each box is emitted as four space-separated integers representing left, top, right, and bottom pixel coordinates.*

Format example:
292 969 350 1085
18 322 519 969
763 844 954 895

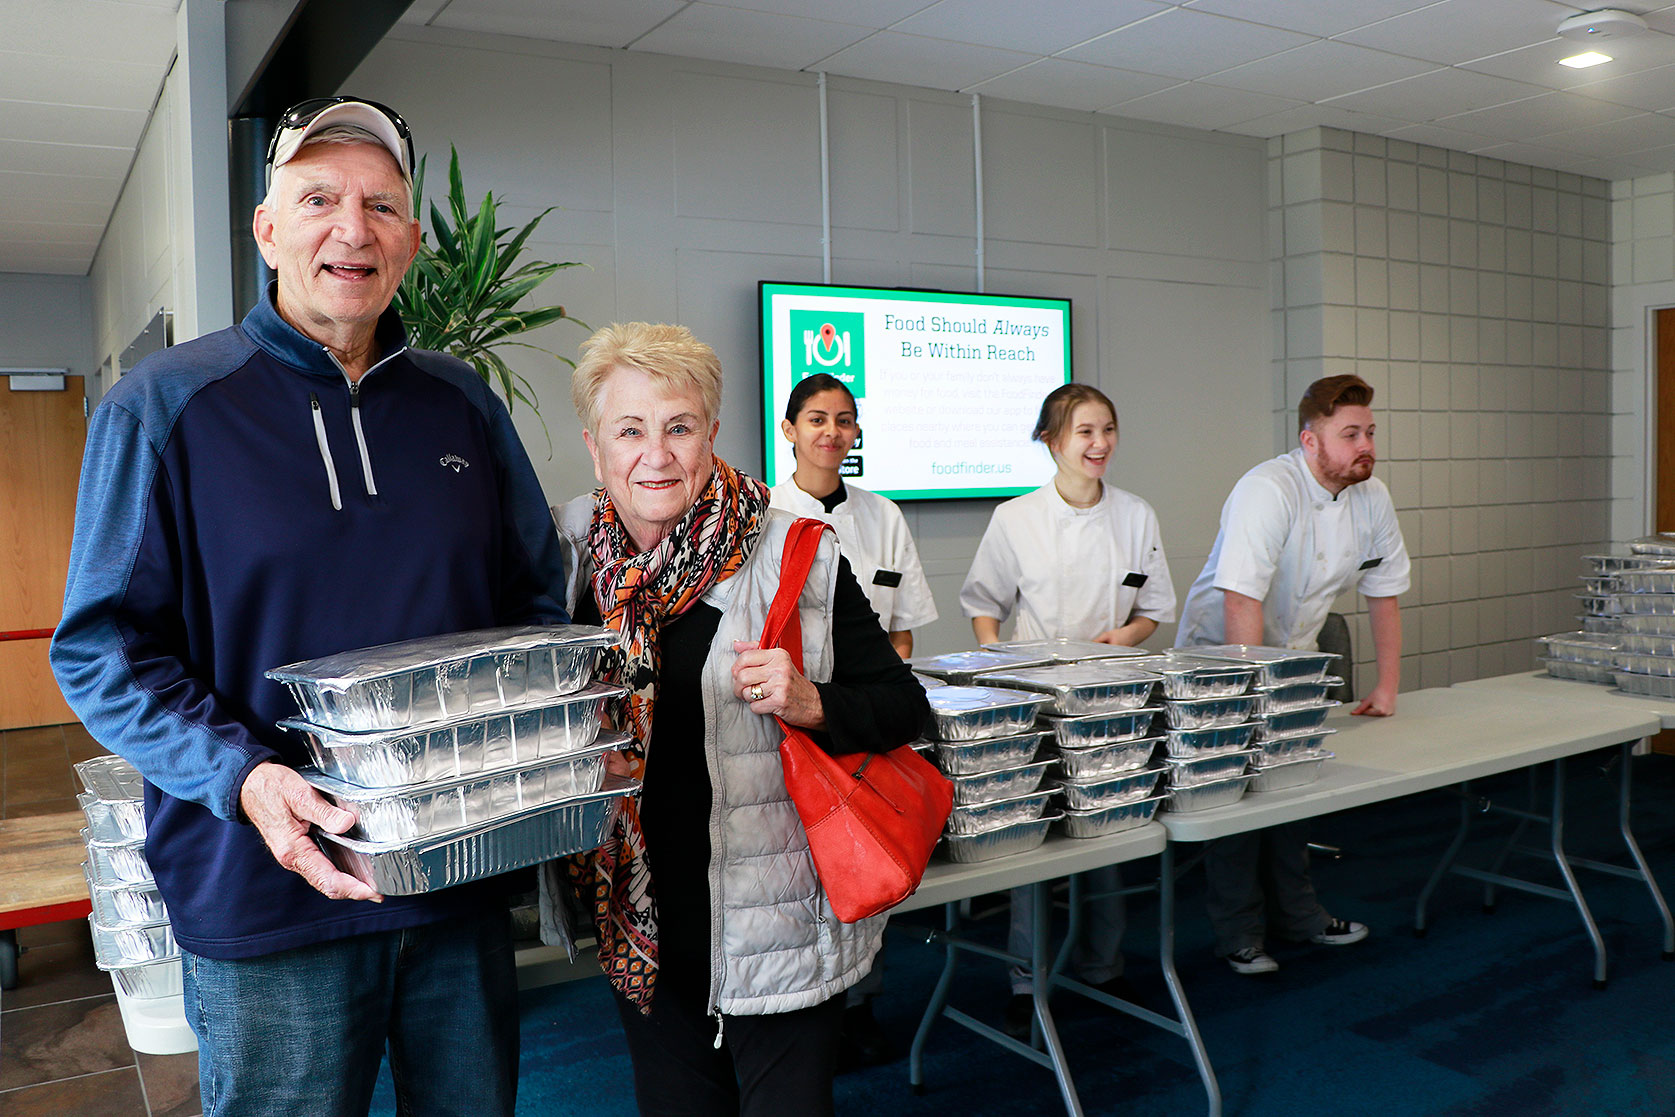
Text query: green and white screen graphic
761 282 1071 501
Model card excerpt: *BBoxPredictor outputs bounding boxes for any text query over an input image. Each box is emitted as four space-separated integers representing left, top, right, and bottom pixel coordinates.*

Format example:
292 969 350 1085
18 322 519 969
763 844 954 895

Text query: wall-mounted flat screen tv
759 281 1072 501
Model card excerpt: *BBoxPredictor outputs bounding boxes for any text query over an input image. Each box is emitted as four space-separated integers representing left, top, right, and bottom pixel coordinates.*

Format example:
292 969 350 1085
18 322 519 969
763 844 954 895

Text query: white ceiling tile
0 49 165 111
1338 0 1582 66
1322 66 1549 120
1529 112 1675 157
709 0 938 23
1103 80 1305 131
0 100 148 148
967 57 1176 111
0 196 112 226
0 138 132 179
1382 120 1506 151
0 249 90 275
1570 152 1675 178
430 0 686 48
1060 8 1314 81
894 0 1163 55
813 30 1036 91
1570 63 1675 112
1205 40 1437 102
633 6 872 71
0 220 102 246
3 0 176 65
1438 89 1643 142
1183 0 1441 38
398 0 454 26
1459 32 1675 89
1224 102 1412 140
0 170 123 208
1468 139 1594 169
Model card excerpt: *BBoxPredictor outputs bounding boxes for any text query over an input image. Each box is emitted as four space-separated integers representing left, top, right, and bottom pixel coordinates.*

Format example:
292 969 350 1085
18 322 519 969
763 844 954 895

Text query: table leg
0 928 17 991
1415 781 1474 936
1545 758 1607 988
1159 844 1222 1117
1481 769 1537 913
1614 741 1675 959
1029 878 1084 1117
909 902 961 1092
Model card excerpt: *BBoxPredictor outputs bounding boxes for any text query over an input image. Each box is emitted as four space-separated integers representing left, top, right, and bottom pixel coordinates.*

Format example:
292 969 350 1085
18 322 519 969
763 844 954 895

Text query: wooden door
0 377 85 729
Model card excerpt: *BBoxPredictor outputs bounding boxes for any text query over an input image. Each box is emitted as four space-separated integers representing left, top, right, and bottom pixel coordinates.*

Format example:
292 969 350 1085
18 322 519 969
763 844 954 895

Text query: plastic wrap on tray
1163 772 1254 812
1183 644 1339 686
1536 631 1621 665
1054 764 1164 809
944 787 1055 835
1141 655 1259 698
972 661 1160 715
1057 794 1164 839
1615 670 1675 698
78 790 146 844
908 649 1052 685
1042 707 1160 749
84 866 168 928
110 957 183 999
940 814 1058 863
1248 750 1333 792
1055 736 1160 778
317 777 639 896
911 673 947 690
1251 678 1344 715
924 686 1050 742
281 683 624 788
1163 721 1257 759
1165 749 1257 787
301 736 621 842
1613 650 1675 677
981 638 1152 663
1163 694 1257 730
1254 727 1337 764
1542 657 1617 684
1254 703 1338 739
932 730 1049 776
83 828 153 886
947 760 1053 805
268 624 620 731
89 914 176 970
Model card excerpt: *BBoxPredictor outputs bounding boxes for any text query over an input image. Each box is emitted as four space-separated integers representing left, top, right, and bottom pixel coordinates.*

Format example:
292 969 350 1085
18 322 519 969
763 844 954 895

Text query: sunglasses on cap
265 96 415 179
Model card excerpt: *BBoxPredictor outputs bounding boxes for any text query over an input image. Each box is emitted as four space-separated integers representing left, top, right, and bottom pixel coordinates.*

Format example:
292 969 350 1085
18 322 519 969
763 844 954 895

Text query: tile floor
1 722 201 1116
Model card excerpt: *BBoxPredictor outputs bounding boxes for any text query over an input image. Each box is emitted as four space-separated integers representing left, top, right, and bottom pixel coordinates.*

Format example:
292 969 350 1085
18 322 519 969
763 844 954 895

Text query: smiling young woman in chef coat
960 382 1176 1035
770 374 938 659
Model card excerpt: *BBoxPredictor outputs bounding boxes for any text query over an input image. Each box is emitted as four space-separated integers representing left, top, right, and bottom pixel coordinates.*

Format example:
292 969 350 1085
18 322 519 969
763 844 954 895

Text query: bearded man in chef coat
1175 373 1410 976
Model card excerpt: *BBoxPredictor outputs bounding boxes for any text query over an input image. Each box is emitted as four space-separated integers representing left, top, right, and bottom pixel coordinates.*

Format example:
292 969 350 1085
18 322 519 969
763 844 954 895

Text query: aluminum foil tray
924 686 1050 742
932 730 1049 776
83 828 153 886
268 624 620 732
1616 670 1675 698
1541 658 1616 684
1579 615 1621 634
78 791 145 844
972 661 1159 715
1255 727 1337 764
982 639 1152 663
1537 632 1621 665
909 649 1052 685
940 813 1059 863
1255 703 1338 739
1055 765 1164 809
111 957 182 999
911 673 947 690
1184 645 1339 686
1619 613 1675 635
1165 749 1257 788
948 760 1053 805
1163 772 1254 813
75 754 144 799
1612 593 1675 616
1614 650 1675 677
281 683 624 788
1618 633 1675 657
1248 750 1334 792
317 777 638 896
89 914 176 970
84 866 167 928
1584 553 1675 573
302 736 621 842
1042 707 1161 749
1629 534 1675 556
1164 721 1258 758
1253 678 1344 716
1163 694 1257 729
944 787 1056 836
1055 736 1161 778
1578 592 1618 616
1581 574 1619 594
1144 655 1259 698
1057 794 1164 839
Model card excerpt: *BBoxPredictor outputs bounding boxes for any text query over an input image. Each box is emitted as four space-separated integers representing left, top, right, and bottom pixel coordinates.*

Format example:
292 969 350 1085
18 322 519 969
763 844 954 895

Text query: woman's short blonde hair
571 322 723 433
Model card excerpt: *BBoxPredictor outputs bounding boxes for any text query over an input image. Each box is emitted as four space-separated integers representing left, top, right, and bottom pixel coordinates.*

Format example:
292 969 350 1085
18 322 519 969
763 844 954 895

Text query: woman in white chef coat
960 382 1176 1037
771 373 939 658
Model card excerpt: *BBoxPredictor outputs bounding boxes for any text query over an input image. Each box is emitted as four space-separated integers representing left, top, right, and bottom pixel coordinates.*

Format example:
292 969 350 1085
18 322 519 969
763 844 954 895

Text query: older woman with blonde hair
542 322 929 1116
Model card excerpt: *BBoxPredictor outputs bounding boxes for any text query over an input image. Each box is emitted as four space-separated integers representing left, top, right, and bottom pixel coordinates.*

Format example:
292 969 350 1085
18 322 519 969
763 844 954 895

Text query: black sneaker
1002 993 1034 1039
1309 918 1369 946
1225 947 1279 975
835 1001 894 1071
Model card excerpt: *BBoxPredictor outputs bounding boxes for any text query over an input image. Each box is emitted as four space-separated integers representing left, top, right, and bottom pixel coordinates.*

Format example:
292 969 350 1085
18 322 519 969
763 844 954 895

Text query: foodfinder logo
790 309 865 394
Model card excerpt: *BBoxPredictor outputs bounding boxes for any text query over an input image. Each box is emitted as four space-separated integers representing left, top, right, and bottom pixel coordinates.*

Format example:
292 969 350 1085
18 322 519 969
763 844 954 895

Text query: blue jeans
182 909 518 1117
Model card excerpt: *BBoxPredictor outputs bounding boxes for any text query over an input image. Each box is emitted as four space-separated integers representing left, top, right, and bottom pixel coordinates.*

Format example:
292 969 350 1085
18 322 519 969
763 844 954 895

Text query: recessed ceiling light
1559 50 1613 67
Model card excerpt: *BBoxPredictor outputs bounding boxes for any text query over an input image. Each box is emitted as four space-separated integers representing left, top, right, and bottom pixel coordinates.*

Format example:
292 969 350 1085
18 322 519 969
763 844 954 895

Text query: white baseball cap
266 97 414 190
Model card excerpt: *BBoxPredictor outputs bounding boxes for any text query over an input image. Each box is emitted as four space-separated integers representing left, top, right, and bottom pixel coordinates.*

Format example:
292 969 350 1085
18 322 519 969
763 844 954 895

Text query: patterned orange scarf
565 455 769 1011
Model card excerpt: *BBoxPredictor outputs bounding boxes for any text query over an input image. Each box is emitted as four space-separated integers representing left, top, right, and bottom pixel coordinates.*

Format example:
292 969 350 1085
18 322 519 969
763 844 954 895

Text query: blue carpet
372 750 1675 1115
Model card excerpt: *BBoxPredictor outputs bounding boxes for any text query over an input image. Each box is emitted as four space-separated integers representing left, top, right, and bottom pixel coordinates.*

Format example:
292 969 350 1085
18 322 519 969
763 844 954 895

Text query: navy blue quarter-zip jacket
51 284 570 958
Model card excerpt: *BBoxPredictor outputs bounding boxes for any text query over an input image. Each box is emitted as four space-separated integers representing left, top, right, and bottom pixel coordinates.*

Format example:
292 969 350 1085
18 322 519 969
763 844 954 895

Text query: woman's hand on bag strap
732 639 827 729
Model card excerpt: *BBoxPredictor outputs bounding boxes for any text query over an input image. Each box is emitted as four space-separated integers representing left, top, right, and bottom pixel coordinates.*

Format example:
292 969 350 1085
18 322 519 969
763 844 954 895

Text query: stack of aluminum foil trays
76 755 182 1001
922 685 1060 862
269 624 640 895
909 648 1051 686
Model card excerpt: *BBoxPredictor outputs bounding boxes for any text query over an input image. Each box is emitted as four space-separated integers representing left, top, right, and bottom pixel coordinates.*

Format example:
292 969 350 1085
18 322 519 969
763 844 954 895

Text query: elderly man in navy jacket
52 97 567 1116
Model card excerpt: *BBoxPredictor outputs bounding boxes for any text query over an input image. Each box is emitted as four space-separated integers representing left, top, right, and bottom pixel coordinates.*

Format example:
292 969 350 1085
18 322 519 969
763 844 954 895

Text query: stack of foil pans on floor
76 755 182 999
269 625 639 895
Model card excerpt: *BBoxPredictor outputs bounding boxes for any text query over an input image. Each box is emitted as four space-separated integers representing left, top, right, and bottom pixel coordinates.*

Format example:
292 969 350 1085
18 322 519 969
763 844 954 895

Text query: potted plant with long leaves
394 146 584 448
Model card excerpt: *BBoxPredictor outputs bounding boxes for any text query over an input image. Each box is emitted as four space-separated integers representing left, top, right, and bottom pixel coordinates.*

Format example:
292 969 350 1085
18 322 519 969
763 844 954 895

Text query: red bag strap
759 518 830 672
